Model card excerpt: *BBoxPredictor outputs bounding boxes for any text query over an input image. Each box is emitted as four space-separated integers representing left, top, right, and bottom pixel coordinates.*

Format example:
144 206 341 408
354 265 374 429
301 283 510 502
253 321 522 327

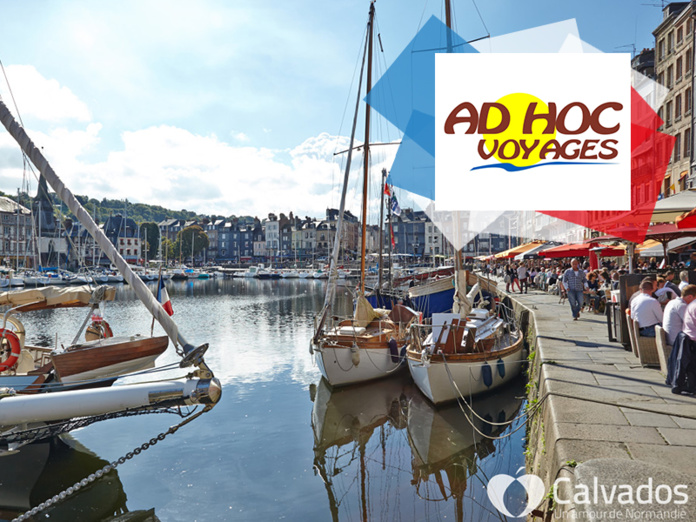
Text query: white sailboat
312 2 418 387
0 99 221 456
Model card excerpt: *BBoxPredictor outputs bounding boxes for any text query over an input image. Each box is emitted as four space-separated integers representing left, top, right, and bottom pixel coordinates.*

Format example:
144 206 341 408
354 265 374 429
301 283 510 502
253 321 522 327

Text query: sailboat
311 1 420 387
404 2 524 404
0 99 221 458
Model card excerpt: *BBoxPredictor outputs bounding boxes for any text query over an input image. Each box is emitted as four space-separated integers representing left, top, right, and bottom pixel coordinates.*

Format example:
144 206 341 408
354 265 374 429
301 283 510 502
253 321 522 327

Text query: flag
389 222 396 248
384 182 391 197
390 191 401 217
157 278 174 316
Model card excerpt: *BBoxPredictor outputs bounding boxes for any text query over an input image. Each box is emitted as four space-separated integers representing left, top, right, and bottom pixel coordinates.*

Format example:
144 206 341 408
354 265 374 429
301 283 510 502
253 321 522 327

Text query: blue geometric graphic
365 16 478 198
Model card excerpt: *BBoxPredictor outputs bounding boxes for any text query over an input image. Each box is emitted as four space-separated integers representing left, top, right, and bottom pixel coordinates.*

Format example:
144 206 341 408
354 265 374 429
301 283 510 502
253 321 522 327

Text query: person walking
561 258 586 321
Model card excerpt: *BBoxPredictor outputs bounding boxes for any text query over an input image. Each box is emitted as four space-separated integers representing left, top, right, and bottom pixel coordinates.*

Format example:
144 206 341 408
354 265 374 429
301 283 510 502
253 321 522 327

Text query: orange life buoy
0 329 21 372
86 317 113 340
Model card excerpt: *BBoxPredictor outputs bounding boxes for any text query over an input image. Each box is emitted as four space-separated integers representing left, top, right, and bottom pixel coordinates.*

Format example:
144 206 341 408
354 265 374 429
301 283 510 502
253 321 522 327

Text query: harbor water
3 278 527 521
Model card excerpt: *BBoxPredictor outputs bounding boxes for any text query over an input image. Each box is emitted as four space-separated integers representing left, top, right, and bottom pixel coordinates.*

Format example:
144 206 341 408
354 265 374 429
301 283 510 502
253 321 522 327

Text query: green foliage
174 226 209 259
139 222 160 260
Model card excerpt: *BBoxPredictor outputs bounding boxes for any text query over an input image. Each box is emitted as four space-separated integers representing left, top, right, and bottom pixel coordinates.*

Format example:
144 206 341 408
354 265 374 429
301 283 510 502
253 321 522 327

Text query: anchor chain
12 405 212 522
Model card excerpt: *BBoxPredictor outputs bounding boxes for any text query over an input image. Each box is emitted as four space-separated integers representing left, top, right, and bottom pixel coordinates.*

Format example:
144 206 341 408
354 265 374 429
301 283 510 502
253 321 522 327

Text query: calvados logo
443 93 623 171
487 467 546 518
434 53 631 212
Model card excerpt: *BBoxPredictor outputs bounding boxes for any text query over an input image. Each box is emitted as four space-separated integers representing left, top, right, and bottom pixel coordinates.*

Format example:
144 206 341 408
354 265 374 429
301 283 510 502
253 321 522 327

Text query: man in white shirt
517 263 528 294
663 284 696 345
630 280 663 337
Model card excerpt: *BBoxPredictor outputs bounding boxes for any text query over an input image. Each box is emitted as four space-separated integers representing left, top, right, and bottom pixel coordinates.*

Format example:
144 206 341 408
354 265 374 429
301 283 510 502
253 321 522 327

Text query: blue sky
0 0 666 218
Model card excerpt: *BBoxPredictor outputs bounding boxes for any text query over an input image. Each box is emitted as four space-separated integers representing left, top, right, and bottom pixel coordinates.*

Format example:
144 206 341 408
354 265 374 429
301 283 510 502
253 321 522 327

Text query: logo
434 53 631 212
487 467 546 518
486 470 690 519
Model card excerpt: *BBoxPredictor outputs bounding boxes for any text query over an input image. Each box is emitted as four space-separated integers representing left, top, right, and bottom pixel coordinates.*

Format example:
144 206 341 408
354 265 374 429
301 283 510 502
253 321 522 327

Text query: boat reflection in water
310 374 525 521
0 436 157 522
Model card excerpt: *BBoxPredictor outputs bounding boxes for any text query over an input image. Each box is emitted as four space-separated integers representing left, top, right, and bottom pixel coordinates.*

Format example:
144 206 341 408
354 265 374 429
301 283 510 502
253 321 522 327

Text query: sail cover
0 285 116 311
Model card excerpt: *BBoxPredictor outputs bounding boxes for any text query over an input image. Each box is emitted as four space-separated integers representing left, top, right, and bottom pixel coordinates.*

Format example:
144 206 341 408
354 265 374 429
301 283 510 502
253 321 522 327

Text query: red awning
542 242 625 258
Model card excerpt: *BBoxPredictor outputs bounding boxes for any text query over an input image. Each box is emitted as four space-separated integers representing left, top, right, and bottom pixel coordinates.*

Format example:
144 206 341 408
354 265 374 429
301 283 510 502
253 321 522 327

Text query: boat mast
377 168 386 290
312 2 373 343
359 0 375 294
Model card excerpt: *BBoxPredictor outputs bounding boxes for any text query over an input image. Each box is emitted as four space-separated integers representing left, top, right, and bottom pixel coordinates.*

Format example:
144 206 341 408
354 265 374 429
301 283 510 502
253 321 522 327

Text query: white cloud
231 131 250 143
0 65 91 122
0 64 402 223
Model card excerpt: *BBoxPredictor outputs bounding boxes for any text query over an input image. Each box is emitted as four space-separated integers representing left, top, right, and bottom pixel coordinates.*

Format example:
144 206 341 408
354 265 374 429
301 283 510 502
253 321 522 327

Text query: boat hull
315 345 404 387
407 335 524 404
52 335 168 383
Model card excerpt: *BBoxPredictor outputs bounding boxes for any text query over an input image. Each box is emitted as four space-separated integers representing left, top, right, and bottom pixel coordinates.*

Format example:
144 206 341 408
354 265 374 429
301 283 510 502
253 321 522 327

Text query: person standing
517 262 528 294
561 258 586 320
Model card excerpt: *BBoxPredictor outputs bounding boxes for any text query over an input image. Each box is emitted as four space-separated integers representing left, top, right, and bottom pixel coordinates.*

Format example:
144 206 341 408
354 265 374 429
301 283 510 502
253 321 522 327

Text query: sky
0 0 667 221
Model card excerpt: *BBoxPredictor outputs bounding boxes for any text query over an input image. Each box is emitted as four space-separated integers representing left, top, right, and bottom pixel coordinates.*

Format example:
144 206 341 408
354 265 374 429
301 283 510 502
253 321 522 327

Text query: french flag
157 278 174 316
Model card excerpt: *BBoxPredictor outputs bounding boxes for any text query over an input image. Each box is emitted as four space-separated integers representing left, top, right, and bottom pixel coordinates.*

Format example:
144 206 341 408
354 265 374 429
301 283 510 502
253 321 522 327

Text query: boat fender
351 344 360 366
497 358 506 378
0 329 22 372
481 361 493 388
388 337 399 363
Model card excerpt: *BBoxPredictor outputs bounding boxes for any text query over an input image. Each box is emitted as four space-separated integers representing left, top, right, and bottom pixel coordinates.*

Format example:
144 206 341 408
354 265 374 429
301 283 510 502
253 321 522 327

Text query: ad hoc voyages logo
434 53 631 212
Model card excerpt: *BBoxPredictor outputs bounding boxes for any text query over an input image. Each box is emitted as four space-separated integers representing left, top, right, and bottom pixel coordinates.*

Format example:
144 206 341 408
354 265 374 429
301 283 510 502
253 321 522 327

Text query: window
659 39 665 59
667 65 674 87
675 133 682 161
678 27 683 45
686 128 692 158
689 19 693 35
668 31 674 52
658 72 665 86
120 239 124 245
666 101 673 126
687 49 692 73
687 88 693 113
127 239 131 245
676 94 682 119
677 57 683 81
126 249 131 256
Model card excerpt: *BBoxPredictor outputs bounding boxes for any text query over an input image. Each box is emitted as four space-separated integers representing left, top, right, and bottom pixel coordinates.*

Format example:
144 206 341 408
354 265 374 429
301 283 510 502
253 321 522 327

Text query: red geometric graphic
539 88 675 244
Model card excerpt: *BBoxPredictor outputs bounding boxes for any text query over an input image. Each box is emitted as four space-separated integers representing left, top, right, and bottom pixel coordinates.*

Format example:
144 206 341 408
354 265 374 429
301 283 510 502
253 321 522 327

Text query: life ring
0 329 22 372
86 318 114 341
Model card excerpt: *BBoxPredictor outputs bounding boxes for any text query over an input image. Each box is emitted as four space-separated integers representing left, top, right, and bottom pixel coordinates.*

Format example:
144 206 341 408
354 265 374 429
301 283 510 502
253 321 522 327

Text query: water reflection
0 279 526 520
0 436 156 521
311 374 525 521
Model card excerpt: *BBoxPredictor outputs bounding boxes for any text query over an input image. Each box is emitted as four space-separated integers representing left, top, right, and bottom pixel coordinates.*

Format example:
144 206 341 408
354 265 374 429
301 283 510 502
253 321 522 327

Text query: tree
174 225 209 262
139 222 160 260
162 238 176 261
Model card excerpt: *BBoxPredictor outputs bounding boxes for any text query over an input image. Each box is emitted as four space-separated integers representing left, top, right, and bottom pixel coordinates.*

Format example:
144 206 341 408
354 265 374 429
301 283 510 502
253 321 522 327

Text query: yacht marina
0 278 528 521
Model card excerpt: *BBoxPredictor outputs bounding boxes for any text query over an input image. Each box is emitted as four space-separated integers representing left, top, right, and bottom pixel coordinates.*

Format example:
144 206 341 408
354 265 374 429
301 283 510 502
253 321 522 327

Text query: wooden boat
0 285 167 391
52 335 168 383
406 277 524 404
314 299 419 386
0 98 221 459
313 2 421 387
